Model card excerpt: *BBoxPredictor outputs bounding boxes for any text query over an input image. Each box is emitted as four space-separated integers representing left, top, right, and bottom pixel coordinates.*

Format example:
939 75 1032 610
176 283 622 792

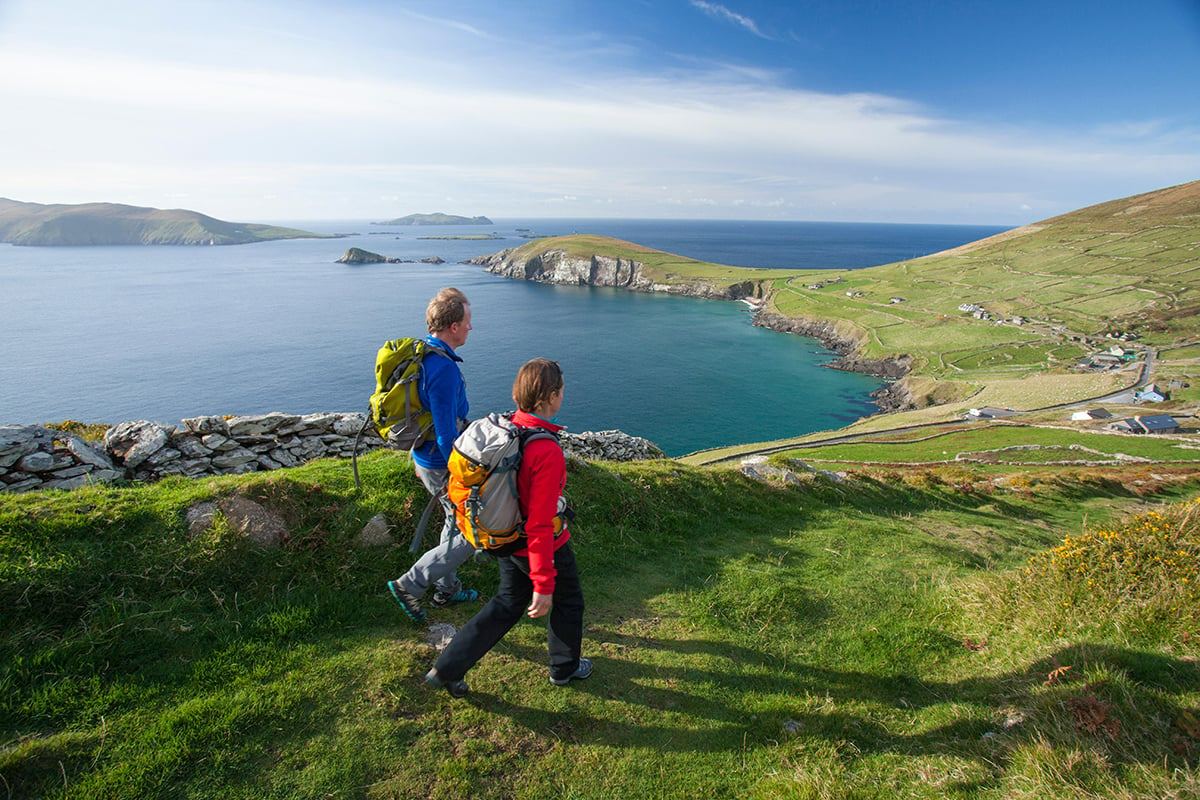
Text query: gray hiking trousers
395 463 475 598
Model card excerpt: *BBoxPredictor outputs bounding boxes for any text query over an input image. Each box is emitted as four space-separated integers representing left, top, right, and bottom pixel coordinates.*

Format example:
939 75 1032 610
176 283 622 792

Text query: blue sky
0 0 1197 224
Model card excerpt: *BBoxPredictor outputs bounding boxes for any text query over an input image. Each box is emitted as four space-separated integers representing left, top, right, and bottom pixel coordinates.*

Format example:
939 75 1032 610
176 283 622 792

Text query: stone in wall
105 421 175 469
0 425 123 493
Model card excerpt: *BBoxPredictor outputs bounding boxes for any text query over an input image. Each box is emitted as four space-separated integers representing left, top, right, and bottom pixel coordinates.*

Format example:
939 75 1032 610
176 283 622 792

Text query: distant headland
0 198 339 246
373 212 493 226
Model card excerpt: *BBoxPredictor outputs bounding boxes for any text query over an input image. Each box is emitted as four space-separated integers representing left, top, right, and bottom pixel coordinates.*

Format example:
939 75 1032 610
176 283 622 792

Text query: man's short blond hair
426 288 469 334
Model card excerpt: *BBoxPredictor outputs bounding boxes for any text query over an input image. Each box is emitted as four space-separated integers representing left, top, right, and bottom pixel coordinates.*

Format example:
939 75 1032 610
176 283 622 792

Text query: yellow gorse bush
1025 498 1200 623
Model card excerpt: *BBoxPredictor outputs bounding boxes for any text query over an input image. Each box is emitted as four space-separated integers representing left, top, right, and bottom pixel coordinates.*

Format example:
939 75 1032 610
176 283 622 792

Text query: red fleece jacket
512 410 570 595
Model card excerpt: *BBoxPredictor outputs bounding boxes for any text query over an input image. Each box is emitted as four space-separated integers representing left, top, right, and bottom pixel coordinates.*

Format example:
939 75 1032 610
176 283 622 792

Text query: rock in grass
218 496 289 547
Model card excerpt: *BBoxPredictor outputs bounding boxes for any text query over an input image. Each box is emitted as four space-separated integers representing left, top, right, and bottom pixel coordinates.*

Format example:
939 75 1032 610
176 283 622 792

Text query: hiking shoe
550 658 593 686
425 667 469 698
431 588 480 608
387 580 426 623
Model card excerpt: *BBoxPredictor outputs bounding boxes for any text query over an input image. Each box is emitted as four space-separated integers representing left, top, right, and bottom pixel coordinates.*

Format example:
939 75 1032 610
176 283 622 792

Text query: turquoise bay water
0 218 1006 455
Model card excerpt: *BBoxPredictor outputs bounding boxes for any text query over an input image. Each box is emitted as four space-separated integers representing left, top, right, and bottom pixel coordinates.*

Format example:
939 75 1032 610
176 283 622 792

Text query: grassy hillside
5 182 1200 797
2 451 1198 798
490 232 805 288
496 182 1200 426
757 180 1200 413
0 199 334 246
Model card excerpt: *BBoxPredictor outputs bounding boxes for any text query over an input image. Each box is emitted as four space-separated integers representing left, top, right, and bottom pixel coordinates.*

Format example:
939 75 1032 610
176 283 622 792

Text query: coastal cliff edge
470 246 913 412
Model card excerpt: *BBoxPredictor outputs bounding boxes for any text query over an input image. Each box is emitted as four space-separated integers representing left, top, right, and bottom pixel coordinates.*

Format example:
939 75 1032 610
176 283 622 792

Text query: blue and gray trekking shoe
431 588 480 608
550 658 593 686
387 580 426 623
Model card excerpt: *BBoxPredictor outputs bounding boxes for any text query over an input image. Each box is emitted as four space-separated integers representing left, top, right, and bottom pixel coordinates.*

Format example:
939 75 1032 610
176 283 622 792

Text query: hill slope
0 199 333 246
477 180 1200 422
764 179 1200 415
1 452 1197 798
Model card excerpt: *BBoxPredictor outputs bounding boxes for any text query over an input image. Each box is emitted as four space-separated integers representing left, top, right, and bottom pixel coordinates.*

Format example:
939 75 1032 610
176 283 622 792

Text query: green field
3 450 1199 799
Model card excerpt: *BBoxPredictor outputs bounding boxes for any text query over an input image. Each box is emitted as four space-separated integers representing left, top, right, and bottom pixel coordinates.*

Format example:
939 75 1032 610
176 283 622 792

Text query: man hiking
385 287 480 622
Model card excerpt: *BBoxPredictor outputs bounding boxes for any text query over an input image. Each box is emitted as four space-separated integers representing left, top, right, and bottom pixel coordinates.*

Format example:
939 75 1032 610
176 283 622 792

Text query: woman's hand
527 592 553 618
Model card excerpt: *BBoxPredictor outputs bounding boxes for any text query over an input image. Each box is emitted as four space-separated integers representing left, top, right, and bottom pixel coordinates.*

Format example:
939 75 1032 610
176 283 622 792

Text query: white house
1134 384 1168 403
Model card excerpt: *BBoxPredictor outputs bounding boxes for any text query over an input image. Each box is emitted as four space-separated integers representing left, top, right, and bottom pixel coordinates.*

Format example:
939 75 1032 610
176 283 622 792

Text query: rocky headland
472 243 911 411
468 246 765 302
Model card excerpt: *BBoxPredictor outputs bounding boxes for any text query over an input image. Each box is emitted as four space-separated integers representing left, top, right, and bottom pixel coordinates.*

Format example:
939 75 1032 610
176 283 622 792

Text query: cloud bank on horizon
0 0 1197 225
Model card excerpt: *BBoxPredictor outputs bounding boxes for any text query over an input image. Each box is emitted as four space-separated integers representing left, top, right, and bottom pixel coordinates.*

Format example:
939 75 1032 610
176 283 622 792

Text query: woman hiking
425 358 590 697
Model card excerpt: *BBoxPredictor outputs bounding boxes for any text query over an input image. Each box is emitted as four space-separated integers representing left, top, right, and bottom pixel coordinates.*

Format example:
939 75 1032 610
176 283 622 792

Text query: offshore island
372 212 493 226
0 198 338 246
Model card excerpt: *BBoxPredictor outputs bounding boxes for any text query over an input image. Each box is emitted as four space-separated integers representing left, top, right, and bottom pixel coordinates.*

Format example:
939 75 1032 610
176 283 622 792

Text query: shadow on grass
414 463 1200 775
460 633 1199 778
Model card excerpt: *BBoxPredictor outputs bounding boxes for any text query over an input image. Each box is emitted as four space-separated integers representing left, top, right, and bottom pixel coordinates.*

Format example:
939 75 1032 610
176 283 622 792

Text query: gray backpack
446 413 563 552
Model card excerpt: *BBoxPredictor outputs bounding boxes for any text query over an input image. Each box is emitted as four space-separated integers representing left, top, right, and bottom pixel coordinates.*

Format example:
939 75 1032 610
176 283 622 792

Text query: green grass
3 449 1199 798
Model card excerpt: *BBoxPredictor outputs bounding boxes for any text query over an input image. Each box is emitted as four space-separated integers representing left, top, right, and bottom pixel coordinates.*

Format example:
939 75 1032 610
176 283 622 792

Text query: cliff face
470 247 764 301
473 243 908 411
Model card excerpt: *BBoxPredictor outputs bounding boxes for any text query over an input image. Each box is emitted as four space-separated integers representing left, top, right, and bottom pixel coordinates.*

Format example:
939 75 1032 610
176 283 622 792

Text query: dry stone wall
1 412 664 494
559 430 664 462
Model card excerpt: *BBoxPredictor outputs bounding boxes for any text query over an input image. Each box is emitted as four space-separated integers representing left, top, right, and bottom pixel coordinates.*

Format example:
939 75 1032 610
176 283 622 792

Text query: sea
0 218 1008 456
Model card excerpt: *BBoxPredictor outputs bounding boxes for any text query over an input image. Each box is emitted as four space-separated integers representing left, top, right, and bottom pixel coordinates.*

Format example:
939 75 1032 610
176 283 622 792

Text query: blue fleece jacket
411 335 468 470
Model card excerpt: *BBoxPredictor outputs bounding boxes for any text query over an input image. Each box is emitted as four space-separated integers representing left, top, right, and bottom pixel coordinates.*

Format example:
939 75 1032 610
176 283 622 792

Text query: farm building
1071 408 1113 421
1108 415 1180 434
1134 384 1169 403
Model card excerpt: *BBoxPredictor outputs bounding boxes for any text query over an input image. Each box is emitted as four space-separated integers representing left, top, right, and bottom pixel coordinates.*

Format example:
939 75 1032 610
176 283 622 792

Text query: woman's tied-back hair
426 287 469 334
512 358 563 413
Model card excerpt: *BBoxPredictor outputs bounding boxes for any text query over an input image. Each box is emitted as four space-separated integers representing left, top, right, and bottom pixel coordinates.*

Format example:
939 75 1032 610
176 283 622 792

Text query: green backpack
353 337 449 487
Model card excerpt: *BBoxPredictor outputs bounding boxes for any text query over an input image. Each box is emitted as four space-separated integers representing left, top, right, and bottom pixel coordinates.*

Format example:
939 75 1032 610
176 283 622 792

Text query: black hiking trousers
434 542 584 683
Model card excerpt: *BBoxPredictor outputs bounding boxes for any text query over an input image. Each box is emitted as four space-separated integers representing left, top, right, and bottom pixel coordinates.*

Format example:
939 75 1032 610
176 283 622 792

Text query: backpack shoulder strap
420 338 453 360
517 425 560 454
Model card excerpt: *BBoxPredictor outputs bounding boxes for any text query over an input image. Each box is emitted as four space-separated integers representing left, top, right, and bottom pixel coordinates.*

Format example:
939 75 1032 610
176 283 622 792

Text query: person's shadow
460 632 1200 775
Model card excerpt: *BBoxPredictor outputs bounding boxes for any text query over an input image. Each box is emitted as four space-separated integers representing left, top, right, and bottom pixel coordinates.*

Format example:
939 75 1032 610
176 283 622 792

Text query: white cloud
688 0 770 39
397 8 500 40
0 13 1196 224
